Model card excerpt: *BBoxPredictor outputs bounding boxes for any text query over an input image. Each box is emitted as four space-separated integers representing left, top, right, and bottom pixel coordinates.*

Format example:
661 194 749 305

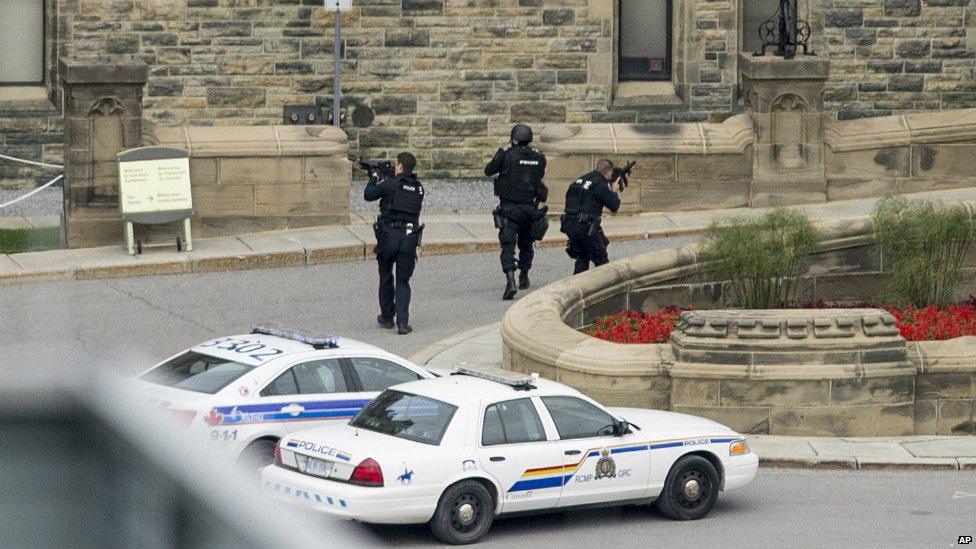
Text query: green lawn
0 227 63 254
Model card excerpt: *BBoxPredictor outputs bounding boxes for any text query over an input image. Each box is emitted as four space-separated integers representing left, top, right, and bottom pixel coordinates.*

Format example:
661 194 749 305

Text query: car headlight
729 440 750 456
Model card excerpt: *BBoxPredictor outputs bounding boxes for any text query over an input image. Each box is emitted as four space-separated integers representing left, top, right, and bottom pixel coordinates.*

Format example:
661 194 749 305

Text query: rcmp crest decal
594 447 616 479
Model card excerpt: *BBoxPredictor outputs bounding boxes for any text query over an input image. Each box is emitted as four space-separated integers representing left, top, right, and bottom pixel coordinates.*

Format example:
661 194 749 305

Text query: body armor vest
380 174 424 222
497 147 545 204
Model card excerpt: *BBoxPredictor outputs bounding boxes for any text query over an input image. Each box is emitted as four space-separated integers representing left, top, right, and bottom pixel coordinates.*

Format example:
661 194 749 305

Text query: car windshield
349 390 457 445
139 351 255 395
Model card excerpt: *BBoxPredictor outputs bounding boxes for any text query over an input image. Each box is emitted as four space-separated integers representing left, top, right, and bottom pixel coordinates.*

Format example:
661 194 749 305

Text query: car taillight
274 440 283 464
350 458 384 487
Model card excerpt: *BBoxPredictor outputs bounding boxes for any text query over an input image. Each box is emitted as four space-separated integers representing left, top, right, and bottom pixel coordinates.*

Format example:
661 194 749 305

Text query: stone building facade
0 0 974 184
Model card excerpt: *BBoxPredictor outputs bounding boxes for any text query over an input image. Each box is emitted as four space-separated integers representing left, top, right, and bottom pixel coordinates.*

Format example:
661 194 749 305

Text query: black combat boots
518 269 530 290
503 270 518 300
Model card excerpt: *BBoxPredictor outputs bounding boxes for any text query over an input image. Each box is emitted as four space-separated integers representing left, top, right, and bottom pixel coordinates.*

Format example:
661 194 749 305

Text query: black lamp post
753 0 814 59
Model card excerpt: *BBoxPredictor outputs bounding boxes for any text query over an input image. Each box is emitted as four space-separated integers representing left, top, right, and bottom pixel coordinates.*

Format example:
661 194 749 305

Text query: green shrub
700 209 819 309
872 197 976 307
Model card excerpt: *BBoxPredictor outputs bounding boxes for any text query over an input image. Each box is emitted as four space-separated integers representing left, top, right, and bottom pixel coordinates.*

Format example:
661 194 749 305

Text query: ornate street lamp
753 0 814 59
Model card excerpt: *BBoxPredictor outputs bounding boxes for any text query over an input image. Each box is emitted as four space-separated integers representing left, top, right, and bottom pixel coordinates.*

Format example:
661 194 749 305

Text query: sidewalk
409 323 976 472
5 187 976 285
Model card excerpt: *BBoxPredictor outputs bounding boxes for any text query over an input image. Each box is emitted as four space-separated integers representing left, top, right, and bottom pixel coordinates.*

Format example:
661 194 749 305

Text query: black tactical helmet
510 123 533 144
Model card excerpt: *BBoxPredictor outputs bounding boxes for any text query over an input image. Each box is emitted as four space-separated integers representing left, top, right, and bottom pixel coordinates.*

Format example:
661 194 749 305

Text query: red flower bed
587 301 976 344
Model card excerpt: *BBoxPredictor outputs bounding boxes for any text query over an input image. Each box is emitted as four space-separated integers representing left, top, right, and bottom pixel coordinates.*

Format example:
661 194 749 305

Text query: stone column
60 59 148 248
738 55 830 206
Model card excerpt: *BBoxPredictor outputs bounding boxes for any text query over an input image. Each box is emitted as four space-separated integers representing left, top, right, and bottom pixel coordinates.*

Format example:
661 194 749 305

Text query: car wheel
656 455 720 520
429 480 495 545
236 439 277 475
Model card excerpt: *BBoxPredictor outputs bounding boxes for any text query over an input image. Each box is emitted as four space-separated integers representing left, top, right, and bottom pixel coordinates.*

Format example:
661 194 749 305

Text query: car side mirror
613 419 630 436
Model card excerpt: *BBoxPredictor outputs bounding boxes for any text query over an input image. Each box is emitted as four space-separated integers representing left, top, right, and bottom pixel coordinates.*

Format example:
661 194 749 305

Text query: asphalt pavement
3 233 975 548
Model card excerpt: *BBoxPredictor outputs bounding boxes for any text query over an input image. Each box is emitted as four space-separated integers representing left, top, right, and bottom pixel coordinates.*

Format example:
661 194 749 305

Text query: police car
135 324 435 469
261 367 758 545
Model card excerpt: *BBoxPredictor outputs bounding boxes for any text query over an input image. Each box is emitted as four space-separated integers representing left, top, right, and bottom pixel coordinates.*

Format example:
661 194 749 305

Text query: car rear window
350 390 457 446
139 351 255 395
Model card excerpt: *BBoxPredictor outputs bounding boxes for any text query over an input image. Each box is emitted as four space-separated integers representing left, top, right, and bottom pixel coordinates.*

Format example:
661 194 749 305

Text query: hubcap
675 470 710 509
458 503 475 525
450 494 482 533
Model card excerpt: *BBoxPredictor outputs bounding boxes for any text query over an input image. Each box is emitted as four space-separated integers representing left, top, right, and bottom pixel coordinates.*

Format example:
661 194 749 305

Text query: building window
0 0 45 85
618 0 672 81
741 0 781 54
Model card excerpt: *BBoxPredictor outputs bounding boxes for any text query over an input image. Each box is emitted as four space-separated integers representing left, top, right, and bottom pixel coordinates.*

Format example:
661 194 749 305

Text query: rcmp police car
135 324 434 469
261 367 758 545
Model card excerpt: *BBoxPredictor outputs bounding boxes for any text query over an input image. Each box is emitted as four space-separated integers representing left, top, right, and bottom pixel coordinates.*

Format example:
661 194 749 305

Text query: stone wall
500 214 976 436
2 0 972 181
0 90 63 190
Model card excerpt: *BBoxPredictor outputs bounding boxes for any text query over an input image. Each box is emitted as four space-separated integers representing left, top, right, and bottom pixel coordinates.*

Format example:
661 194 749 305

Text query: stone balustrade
538 108 976 213
501 213 976 436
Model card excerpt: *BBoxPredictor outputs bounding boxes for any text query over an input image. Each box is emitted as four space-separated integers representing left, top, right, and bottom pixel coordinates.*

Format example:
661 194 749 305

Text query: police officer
364 152 425 335
561 159 622 274
485 123 549 300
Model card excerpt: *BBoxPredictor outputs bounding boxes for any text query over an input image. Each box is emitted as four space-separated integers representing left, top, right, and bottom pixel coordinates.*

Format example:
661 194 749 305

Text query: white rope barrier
0 152 64 170
0 174 63 210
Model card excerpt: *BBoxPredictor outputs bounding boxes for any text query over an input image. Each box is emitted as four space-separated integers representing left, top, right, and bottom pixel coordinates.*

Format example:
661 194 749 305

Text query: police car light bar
452 365 537 389
251 323 339 349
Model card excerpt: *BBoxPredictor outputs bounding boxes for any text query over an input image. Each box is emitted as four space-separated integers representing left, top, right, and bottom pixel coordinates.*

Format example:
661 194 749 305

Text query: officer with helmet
365 152 425 335
485 123 549 300
561 158 622 274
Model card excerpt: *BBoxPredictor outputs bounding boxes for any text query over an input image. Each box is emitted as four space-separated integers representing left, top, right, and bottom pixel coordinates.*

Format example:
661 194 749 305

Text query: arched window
0 0 45 84
619 0 672 81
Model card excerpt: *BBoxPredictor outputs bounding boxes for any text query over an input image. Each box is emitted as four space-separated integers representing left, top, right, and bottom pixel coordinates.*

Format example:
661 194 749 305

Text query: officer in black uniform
561 158 622 274
485 123 549 300
364 152 425 335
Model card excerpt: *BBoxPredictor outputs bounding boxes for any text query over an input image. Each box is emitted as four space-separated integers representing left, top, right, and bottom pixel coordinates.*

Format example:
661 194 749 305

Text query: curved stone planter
501 215 976 436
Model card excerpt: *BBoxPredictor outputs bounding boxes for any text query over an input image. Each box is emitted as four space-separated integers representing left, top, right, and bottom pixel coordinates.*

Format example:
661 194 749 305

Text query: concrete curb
409 322 501 366
0 223 708 286
759 456 974 471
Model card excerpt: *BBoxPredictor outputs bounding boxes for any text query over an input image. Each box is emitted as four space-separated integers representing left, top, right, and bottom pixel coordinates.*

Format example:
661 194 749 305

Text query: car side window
481 398 546 446
260 359 346 396
348 357 423 392
541 396 617 440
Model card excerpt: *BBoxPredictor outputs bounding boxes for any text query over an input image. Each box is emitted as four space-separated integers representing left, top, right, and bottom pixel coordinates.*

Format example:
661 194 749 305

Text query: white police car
261 367 758 545
135 324 435 469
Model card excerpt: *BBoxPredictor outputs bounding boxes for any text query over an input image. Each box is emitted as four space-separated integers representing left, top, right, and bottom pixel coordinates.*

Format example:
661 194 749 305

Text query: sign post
327 0 353 127
117 147 194 255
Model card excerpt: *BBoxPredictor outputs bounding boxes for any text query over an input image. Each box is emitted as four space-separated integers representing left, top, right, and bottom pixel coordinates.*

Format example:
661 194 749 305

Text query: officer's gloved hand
611 178 622 193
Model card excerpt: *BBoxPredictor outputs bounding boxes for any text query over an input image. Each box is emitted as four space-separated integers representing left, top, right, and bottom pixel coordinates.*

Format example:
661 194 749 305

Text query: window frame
259 358 356 397
540 395 619 441
617 0 673 83
0 0 47 86
480 398 549 447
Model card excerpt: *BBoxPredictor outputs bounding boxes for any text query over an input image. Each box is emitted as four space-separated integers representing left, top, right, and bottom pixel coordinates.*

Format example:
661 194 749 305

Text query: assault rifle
611 160 637 192
349 155 395 179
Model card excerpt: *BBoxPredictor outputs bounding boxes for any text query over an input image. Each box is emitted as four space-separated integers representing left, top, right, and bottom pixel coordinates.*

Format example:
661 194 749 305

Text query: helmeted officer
364 152 425 335
485 123 549 300
561 158 622 274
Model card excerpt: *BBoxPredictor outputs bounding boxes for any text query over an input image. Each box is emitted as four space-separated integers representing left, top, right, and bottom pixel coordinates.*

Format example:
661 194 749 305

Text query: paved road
3 236 975 547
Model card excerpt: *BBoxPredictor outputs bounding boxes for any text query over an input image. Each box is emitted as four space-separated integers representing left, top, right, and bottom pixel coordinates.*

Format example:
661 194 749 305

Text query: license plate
305 457 334 478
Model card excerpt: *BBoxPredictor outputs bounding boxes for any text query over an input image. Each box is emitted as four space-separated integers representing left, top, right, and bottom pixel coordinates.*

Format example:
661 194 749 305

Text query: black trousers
564 219 609 274
375 225 419 326
498 202 537 273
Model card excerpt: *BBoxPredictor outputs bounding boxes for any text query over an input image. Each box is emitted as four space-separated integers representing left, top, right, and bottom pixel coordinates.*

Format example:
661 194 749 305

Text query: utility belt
560 212 601 236
373 218 424 242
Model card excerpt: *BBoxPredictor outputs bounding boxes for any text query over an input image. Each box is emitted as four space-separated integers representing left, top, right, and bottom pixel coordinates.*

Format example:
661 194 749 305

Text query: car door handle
281 404 305 416
489 456 506 462
564 450 581 455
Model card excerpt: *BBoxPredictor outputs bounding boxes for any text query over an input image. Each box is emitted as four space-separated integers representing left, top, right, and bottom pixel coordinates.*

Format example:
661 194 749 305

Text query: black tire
656 455 720 520
236 439 277 476
429 480 495 545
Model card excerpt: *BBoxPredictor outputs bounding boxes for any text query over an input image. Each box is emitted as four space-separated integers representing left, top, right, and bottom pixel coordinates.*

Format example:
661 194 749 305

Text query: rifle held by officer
611 160 637 192
349 155 395 179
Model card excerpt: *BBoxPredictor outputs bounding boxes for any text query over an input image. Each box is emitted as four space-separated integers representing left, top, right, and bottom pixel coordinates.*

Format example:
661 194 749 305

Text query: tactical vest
380 174 424 222
497 147 545 204
565 171 606 218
